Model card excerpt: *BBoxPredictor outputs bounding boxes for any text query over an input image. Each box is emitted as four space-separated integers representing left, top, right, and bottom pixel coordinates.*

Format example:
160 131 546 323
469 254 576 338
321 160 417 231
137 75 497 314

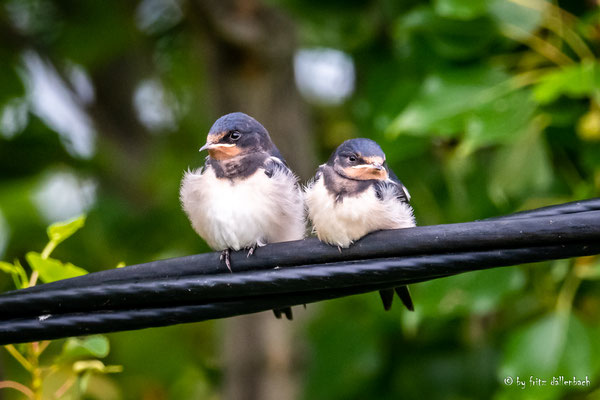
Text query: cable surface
0 199 598 344
12 207 600 293
0 242 598 344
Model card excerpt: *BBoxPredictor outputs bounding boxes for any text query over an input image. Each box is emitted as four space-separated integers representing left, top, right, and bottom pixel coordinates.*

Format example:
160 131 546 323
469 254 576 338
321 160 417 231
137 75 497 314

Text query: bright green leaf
12 260 29 289
0 261 16 274
0 261 20 288
0 260 28 289
533 61 600 105
72 360 123 376
46 214 86 247
58 335 110 363
26 252 87 283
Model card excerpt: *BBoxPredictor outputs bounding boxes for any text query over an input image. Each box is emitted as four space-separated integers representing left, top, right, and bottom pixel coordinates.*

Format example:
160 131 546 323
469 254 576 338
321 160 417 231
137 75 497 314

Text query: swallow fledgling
305 138 416 312
180 112 305 320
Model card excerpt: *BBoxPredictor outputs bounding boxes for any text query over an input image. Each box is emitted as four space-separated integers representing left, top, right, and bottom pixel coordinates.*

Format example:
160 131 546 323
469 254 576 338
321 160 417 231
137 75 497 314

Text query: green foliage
0 216 120 400
25 252 87 283
0 260 28 289
387 64 512 138
46 215 86 248
58 336 111 362
289 0 600 398
533 60 600 104
0 0 599 398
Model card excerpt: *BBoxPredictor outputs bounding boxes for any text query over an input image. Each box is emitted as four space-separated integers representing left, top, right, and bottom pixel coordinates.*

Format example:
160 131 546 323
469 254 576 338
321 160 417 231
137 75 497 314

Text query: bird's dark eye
230 131 241 140
348 155 357 162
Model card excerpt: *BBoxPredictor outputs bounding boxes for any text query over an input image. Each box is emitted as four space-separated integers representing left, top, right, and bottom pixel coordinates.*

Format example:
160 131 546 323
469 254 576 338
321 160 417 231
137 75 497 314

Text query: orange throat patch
208 145 241 160
346 165 388 181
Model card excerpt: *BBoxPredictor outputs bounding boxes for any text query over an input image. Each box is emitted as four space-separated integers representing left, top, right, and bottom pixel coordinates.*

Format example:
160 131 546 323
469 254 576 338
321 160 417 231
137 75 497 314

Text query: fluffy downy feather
180 158 305 251
305 171 415 248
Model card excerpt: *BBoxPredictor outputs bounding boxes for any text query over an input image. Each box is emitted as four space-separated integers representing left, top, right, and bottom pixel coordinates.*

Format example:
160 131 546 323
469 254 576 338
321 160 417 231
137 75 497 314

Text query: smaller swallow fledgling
180 112 305 320
305 138 416 311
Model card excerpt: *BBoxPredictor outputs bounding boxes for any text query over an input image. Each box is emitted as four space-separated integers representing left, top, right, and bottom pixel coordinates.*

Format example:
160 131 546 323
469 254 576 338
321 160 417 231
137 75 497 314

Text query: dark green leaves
387 64 512 139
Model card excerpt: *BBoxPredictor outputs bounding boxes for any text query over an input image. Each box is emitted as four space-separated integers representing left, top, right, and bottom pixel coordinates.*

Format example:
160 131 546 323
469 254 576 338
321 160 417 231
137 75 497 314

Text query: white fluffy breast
305 177 415 248
180 164 305 251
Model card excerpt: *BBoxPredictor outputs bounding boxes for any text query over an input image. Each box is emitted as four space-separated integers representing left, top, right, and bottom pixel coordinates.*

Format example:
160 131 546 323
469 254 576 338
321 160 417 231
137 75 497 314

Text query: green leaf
394 8 498 61
533 61 600 105
0 261 20 288
501 313 592 379
488 119 553 204
47 214 86 247
387 65 510 137
58 335 110 363
72 360 123 374
415 267 526 317
434 0 488 20
26 252 87 283
577 259 600 280
460 89 536 155
0 261 16 274
501 313 567 377
0 260 28 289
489 0 543 39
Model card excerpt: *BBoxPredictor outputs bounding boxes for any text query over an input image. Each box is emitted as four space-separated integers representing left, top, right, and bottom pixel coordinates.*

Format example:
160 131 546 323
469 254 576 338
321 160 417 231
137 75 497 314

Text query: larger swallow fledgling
305 138 416 311
180 112 305 319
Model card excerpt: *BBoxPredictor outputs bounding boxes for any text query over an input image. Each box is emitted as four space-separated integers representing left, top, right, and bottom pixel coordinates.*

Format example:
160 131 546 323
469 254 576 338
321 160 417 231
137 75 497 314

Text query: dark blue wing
264 144 298 180
378 163 411 204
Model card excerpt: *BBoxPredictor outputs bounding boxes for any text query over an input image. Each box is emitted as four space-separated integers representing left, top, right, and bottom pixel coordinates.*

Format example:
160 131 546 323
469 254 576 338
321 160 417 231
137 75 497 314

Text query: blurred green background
1 0 599 399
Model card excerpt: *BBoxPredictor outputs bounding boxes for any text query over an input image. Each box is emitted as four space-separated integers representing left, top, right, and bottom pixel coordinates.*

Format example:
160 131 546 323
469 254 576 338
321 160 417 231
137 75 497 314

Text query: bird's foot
220 249 232 273
246 244 257 258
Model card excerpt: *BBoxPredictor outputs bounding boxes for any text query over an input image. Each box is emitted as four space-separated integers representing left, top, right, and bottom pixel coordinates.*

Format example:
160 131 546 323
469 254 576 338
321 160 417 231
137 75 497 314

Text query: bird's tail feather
379 286 414 311
272 307 293 320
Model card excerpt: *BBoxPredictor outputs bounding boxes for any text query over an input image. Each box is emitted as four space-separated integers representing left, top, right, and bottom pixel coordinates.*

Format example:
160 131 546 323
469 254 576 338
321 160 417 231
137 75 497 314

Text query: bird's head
200 112 272 160
328 138 389 181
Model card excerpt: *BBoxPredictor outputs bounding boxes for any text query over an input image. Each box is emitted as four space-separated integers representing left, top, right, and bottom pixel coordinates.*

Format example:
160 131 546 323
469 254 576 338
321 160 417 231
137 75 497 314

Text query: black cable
0 199 599 344
0 242 598 344
0 238 599 319
12 208 600 295
482 198 600 221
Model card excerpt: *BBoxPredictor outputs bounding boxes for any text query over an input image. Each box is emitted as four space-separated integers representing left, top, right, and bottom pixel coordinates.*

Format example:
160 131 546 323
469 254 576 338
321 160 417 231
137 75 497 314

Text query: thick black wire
481 198 600 221
0 199 599 344
0 242 598 344
0 238 599 319
12 205 600 294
